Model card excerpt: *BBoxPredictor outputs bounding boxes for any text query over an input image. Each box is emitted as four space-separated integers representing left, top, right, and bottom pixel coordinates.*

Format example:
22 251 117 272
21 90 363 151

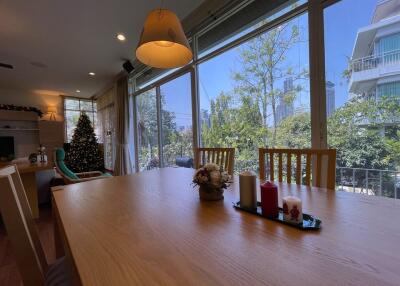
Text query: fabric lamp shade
47 106 57 113
136 9 193 69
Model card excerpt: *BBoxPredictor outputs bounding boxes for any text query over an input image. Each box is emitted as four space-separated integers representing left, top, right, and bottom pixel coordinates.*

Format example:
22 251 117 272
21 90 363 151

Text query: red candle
260 181 279 218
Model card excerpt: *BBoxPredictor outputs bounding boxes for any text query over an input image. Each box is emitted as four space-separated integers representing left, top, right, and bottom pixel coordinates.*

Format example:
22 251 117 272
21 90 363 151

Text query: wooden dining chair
194 147 235 175
259 148 337 190
0 165 72 286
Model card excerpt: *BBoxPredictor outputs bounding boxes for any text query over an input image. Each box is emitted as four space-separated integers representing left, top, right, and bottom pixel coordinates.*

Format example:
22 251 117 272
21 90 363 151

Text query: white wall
0 88 63 121
0 88 64 158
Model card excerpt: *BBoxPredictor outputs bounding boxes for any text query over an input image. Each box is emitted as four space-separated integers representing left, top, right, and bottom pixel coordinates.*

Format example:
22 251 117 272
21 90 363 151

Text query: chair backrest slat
278 153 283 182
269 152 274 181
296 154 301 185
220 151 225 168
305 153 312 186
287 153 292 184
0 165 48 286
195 148 235 175
259 148 337 190
316 153 322 187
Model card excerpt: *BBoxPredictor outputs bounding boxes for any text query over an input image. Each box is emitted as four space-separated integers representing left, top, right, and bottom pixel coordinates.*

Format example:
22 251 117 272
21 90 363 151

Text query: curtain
98 104 115 170
97 86 116 171
114 76 134 175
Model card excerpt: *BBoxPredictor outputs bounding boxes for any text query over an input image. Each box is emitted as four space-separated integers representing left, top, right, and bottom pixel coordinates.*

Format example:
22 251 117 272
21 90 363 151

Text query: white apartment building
349 0 400 102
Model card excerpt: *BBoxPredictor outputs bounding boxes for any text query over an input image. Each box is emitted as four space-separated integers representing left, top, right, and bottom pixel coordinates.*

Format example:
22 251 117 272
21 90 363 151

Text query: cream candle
239 171 257 210
282 196 303 224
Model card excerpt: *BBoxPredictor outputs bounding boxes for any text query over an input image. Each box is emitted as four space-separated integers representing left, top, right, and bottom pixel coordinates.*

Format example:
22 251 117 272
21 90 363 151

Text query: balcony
349 49 400 93
337 167 400 199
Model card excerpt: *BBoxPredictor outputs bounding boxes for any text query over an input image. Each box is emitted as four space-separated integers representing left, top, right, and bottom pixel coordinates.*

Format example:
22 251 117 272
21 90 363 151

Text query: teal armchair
54 148 112 184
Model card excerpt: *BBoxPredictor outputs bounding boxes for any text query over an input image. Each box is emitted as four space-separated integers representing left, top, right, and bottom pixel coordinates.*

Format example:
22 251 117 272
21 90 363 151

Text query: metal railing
337 166 399 199
351 49 400 72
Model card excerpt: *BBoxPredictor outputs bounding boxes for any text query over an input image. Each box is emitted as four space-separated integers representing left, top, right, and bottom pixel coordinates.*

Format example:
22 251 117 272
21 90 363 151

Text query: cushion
54 148 79 180
45 257 72 286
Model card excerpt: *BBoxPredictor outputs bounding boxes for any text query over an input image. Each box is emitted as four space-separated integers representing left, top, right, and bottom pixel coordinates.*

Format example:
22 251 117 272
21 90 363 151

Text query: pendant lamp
136 8 193 69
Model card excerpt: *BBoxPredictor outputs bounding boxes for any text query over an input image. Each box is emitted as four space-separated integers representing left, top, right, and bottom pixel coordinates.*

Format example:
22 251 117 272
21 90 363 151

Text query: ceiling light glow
117 34 126 41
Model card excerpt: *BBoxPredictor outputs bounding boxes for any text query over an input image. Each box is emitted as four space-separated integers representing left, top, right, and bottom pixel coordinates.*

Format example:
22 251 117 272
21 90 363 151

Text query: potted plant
193 163 230 201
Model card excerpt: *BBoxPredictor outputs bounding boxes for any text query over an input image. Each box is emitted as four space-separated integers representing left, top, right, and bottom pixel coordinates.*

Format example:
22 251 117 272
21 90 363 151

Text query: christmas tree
66 112 104 172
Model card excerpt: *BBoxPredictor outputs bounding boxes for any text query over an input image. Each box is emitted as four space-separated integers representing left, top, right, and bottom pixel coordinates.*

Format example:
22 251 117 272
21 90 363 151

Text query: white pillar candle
282 196 303 224
239 171 257 210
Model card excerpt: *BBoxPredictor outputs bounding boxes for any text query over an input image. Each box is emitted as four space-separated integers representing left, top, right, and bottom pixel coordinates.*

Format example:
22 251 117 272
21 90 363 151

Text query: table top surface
53 167 400 286
0 161 53 174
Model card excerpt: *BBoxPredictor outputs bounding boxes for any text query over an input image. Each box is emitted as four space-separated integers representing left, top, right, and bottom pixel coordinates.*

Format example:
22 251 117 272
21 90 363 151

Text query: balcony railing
350 49 400 72
337 167 399 199
142 155 400 200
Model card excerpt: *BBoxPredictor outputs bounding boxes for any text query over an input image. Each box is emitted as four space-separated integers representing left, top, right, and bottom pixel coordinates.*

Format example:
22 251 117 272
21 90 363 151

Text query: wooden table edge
52 190 83 286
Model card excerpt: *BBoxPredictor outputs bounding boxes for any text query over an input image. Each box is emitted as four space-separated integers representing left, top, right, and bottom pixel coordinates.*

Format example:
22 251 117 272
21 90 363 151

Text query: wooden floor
0 204 56 286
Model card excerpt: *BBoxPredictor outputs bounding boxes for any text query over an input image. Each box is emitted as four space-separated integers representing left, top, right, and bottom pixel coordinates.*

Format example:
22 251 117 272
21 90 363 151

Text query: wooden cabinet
38 121 64 160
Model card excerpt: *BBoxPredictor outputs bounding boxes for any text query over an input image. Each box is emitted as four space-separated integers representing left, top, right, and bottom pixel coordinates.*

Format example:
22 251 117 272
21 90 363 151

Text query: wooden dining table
52 167 400 286
0 161 54 218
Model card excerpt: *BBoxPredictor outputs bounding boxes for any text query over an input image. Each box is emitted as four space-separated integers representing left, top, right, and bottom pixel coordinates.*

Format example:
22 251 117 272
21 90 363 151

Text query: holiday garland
0 104 43 117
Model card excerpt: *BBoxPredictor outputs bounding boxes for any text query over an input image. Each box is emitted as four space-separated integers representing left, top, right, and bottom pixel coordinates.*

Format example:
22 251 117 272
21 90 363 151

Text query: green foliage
137 91 193 170
275 112 311 148
163 128 193 166
202 92 266 173
201 91 399 173
232 21 308 145
66 112 104 172
327 96 400 170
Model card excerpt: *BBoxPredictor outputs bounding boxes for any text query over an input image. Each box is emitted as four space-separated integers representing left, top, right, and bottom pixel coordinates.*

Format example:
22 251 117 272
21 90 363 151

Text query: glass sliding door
136 88 159 171
160 73 193 167
324 0 400 199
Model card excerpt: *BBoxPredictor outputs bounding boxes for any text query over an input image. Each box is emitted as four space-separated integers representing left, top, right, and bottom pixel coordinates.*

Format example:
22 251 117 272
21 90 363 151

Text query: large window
324 0 400 198
160 73 193 167
135 73 194 171
199 12 310 174
197 0 307 58
64 97 97 142
129 0 400 200
136 89 159 171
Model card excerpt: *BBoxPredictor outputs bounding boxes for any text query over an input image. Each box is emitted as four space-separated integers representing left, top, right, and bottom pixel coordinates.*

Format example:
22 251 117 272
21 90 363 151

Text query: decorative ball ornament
136 9 193 69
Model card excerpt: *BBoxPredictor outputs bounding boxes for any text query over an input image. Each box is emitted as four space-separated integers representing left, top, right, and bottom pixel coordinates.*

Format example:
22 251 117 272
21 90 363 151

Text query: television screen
0 136 15 158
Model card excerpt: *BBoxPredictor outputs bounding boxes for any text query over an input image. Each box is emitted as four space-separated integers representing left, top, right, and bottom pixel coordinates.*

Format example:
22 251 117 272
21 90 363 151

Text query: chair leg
51 197 64 259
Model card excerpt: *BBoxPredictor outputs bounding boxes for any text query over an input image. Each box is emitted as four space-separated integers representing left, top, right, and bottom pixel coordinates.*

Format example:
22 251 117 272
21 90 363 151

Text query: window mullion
308 0 327 149
192 34 201 158
156 86 163 168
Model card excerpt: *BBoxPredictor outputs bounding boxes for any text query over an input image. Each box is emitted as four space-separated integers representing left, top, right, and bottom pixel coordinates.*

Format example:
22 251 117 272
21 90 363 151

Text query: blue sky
161 72 192 127
160 0 378 128
324 0 377 107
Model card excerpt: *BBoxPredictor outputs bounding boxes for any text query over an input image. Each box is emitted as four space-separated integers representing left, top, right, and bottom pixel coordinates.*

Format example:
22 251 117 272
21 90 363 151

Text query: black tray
233 201 321 230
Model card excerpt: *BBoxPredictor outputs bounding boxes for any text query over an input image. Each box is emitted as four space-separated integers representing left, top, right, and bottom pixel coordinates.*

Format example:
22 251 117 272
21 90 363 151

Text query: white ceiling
0 0 203 98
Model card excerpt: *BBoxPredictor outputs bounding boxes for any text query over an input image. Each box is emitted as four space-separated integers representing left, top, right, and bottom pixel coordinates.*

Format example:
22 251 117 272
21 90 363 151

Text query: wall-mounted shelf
0 110 39 121
0 128 40 131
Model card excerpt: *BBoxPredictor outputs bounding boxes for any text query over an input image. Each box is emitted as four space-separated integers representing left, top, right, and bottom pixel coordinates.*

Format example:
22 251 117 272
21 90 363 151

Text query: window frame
132 68 197 172
130 0 342 173
63 96 97 143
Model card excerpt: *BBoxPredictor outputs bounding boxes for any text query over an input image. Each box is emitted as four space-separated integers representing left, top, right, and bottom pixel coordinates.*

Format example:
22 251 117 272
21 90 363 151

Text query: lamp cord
159 0 164 15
